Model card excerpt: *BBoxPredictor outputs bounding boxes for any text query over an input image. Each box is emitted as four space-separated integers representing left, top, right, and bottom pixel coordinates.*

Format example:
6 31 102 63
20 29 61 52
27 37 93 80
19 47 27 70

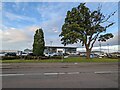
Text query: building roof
0 50 19 53
45 46 78 49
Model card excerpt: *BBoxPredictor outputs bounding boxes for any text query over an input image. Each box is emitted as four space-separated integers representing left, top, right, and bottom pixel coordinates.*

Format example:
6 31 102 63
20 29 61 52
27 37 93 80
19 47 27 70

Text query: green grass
0 57 119 63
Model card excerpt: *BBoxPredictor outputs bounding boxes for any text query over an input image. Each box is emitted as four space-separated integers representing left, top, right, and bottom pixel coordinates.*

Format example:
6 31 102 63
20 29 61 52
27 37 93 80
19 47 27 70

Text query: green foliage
59 3 115 58
33 28 45 56
2 56 21 60
1 57 119 63
98 33 114 42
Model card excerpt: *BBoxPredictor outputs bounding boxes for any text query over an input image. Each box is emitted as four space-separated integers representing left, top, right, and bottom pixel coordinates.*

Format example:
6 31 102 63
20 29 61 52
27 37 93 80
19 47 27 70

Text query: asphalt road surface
1 62 118 88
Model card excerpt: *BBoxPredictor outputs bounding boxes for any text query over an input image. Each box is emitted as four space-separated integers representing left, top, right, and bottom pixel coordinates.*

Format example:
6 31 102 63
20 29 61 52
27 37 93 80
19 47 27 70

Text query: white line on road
94 71 118 74
1 71 117 77
67 72 79 74
0 74 24 76
44 73 59 75
1 72 78 77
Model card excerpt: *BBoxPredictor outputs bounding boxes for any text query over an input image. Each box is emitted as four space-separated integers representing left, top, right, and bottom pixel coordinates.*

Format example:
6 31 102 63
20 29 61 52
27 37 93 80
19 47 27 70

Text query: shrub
2 56 20 60
50 56 62 59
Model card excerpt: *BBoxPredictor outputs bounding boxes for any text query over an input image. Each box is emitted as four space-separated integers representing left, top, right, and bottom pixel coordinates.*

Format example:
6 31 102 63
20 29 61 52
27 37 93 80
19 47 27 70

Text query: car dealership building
44 46 77 54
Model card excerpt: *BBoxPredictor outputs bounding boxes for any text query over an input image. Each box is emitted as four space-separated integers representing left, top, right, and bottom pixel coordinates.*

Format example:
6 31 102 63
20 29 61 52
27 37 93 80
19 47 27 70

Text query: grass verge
0 57 119 63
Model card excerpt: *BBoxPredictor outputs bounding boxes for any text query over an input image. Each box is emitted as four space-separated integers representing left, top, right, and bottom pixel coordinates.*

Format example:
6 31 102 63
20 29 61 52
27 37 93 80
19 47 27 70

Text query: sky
0 1 119 51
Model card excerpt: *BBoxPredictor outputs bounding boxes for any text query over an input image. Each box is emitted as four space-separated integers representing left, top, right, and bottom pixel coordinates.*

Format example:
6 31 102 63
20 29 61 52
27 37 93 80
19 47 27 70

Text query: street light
82 45 84 52
107 43 109 54
50 41 53 53
50 41 53 46
99 41 101 55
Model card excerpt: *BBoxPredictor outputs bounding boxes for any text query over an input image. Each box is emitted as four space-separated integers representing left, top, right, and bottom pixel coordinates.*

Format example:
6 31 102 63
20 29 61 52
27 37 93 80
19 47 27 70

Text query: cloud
36 4 65 40
1 28 30 43
1 2 118 50
4 11 37 23
77 45 119 53
0 26 34 50
24 25 40 32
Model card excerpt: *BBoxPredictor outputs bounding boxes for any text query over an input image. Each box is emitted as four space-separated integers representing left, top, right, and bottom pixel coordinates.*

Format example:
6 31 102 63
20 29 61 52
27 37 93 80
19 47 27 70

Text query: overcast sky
1 1 118 51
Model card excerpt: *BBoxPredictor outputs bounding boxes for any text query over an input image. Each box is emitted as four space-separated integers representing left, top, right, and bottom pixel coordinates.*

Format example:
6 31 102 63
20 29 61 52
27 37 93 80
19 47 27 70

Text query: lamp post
50 41 53 53
107 43 109 54
50 41 53 46
99 41 101 55
82 45 84 52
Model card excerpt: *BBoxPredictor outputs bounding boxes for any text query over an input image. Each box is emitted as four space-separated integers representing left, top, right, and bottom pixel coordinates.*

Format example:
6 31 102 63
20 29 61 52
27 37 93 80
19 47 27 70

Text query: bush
1 55 62 60
50 56 62 59
21 56 49 60
2 56 20 60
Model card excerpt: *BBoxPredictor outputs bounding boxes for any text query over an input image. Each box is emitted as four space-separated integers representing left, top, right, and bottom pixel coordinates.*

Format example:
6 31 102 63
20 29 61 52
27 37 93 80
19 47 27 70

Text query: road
1 62 118 88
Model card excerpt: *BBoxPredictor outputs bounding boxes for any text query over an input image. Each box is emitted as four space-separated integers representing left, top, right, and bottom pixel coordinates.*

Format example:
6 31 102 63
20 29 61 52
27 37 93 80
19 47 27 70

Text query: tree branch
90 33 100 50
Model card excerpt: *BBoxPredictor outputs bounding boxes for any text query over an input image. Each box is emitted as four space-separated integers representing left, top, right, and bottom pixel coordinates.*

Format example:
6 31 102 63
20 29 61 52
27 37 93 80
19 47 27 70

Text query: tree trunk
86 49 91 59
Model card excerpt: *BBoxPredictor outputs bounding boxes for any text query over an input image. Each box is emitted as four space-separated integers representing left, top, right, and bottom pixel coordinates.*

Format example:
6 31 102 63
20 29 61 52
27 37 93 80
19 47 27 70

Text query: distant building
0 50 19 57
91 51 105 55
24 49 32 54
0 50 19 53
110 52 120 57
0 46 77 56
44 46 77 54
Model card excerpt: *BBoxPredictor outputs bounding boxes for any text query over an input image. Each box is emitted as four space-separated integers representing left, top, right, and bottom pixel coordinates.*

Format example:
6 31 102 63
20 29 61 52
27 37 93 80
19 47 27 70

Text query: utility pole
99 41 101 55
50 41 53 46
107 43 109 54
50 41 53 53
82 45 84 52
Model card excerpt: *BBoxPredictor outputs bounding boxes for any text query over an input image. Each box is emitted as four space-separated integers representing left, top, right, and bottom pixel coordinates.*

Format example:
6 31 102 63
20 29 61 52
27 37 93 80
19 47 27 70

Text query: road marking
1 72 80 77
67 72 79 74
1 71 117 77
94 71 118 74
0 74 24 76
44 73 59 75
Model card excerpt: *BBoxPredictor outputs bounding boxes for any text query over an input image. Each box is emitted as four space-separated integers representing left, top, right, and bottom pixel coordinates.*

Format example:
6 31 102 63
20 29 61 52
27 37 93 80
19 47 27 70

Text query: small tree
59 3 115 59
33 28 45 56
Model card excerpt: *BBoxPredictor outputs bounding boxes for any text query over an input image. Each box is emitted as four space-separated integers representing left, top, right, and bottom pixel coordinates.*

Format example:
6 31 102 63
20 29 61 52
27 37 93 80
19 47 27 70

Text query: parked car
5 52 16 56
90 54 98 58
44 52 69 57
27 53 34 56
44 53 56 57
21 52 28 56
0 52 6 56
106 53 112 58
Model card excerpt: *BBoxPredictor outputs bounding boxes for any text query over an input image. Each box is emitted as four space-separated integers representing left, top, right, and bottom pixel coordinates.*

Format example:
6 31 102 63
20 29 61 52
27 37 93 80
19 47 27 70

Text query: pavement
1 62 119 88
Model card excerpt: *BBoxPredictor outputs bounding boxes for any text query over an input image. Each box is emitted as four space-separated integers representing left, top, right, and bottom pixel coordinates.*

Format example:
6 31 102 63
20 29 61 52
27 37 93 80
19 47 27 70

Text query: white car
0 52 5 56
44 53 55 57
21 52 28 56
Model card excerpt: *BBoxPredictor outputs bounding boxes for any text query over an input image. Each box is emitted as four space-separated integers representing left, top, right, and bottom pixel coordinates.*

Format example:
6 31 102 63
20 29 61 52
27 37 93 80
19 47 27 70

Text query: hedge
1 56 62 60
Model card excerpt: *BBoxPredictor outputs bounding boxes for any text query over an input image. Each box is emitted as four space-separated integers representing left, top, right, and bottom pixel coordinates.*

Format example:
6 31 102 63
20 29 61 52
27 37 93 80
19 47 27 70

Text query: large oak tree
59 3 115 59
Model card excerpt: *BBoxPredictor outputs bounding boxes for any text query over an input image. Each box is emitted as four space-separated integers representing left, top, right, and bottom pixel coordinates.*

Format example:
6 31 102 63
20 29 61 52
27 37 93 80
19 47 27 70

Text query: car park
90 54 98 58
44 52 69 58
0 52 6 56
5 52 16 56
21 52 28 56
44 53 56 57
27 53 34 56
